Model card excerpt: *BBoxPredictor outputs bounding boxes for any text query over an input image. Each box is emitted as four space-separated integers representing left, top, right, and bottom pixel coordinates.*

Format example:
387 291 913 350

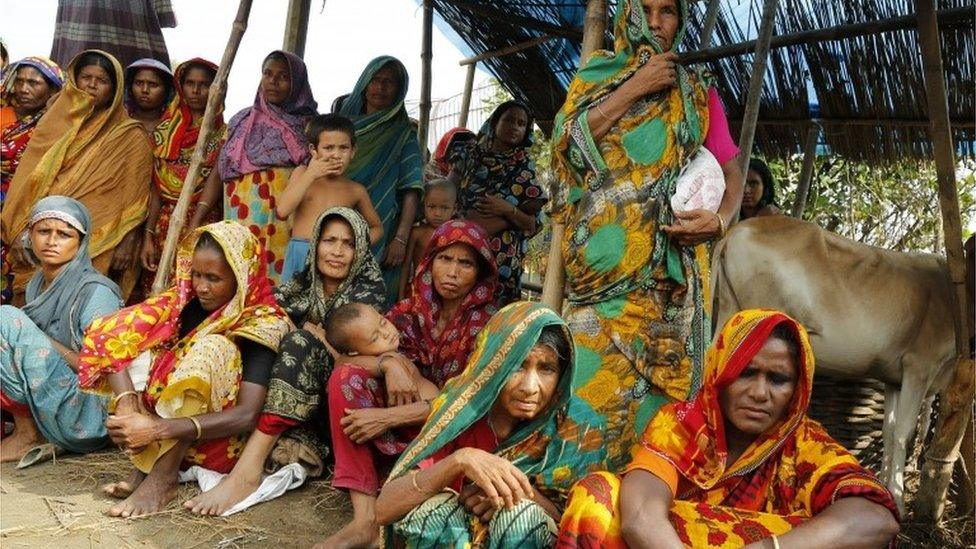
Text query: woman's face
492 107 529 151
494 343 562 422
29 218 81 271
181 66 214 115
430 243 479 302
77 63 114 110
641 0 680 50
190 247 238 311
316 218 356 284
260 57 292 106
742 169 764 209
130 68 167 111
718 337 797 439
364 64 399 114
12 66 54 116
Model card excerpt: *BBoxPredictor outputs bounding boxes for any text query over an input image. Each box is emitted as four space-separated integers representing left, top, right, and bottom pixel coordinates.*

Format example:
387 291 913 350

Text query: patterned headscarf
2 56 65 98
274 207 387 326
387 220 499 387
430 126 474 176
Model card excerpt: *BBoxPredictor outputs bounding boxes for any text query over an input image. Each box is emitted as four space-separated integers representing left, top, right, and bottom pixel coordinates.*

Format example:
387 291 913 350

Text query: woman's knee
0 305 33 334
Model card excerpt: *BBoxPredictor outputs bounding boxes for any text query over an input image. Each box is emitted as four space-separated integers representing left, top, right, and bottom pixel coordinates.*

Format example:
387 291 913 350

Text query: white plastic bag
670 148 725 213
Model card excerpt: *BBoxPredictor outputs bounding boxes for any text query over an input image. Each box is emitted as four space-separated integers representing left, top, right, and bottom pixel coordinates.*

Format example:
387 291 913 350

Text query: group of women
0 0 898 547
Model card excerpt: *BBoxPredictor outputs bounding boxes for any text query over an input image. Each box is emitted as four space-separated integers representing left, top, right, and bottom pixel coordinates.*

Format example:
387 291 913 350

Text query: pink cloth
703 87 740 165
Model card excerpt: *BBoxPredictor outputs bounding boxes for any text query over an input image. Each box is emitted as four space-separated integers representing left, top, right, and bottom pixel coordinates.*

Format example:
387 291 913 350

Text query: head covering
275 207 387 326
748 157 777 210
482 100 535 149
78 221 290 394
431 127 475 176
387 220 499 387
389 302 606 503
123 57 174 113
218 50 317 181
21 196 121 350
2 56 65 97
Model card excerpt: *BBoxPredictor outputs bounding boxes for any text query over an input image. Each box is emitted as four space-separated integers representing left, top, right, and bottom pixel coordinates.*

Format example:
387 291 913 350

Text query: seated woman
558 309 900 548
184 207 386 516
77 221 290 518
376 301 606 548
0 196 123 462
316 219 500 547
741 158 782 220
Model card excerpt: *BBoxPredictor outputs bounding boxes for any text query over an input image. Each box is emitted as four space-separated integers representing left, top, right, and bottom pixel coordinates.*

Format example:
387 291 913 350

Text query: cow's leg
888 366 928 515
908 395 935 472
882 384 900 487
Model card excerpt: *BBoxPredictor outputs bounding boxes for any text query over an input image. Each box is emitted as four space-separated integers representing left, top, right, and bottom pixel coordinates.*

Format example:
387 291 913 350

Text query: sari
138 58 224 296
1 49 152 301
455 101 547 305
387 302 607 548
549 0 714 470
0 196 122 453
425 126 474 180
338 56 424 301
78 221 290 473
220 50 316 283
557 309 899 548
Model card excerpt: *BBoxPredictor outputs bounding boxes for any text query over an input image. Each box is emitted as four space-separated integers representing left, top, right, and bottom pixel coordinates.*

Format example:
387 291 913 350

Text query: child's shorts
281 237 311 283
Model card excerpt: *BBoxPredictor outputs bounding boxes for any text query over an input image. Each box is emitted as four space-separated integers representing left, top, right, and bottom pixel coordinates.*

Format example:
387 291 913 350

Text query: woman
124 58 173 133
338 56 424 302
0 197 123 462
139 58 225 297
220 50 317 283
319 219 499 547
741 158 781 219
376 301 606 548
453 100 547 305
558 309 900 548
184 207 386 516
425 126 475 180
77 221 290 518
1 50 152 303
550 0 743 469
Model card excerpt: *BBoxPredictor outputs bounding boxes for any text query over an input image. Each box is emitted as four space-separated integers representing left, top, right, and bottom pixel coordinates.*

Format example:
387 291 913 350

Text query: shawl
123 57 173 115
274 207 387 326
387 220 499 387
430 126 474 176
78 221 290 395
218 50 316 181
639 309 897 517
1 49 151 293
388 302 607 505
152 58 225 201
550 0 711 301
22 196 122 350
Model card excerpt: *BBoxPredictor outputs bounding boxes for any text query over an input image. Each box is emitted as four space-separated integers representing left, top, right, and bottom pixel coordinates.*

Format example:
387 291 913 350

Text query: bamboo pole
282 0 311 58
736 0 778 179
417 0 434 162
459 35 555 66
699 0 722 50
151 0 254 294
912 0 974 522
790 123 820 218
540 0 606 310
458 63 476 127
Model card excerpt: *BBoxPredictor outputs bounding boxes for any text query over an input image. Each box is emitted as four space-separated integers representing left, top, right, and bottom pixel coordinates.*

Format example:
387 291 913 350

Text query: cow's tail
710 233 741 334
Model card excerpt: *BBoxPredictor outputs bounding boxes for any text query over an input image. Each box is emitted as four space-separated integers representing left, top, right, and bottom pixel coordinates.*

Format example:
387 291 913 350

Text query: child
277 114 384 282
397 179 457 299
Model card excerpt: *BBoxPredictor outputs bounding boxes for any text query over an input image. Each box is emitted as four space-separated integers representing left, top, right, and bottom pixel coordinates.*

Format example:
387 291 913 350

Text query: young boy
277 114 383 281
397 179 457 299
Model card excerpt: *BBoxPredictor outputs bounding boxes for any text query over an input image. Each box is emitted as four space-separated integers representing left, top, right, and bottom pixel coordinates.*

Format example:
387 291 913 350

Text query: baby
397 179 457 299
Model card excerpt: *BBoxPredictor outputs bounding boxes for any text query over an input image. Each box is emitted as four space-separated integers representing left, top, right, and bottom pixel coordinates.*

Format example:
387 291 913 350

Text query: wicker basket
808 375 887 474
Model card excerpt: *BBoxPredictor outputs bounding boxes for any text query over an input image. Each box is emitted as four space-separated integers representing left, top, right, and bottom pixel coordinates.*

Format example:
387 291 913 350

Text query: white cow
711 216 959 512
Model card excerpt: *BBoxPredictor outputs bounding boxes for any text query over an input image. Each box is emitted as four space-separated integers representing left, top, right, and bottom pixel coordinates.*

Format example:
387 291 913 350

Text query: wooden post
417 0 434 162
912 0 974 522
282 0 311 58
541 0 606 310
790 123 819 218
736 0 778 179
151 0 254 295
458 63 476 127
699 0 722 50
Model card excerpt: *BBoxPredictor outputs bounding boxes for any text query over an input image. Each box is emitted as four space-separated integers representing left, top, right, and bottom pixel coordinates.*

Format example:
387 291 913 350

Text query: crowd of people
0 0 899 547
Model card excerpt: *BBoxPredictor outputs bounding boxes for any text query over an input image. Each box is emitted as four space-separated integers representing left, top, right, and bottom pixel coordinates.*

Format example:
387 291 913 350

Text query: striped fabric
51 0 174 69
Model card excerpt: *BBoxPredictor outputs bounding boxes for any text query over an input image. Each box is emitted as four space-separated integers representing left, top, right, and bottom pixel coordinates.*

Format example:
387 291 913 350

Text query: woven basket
808 375 887 474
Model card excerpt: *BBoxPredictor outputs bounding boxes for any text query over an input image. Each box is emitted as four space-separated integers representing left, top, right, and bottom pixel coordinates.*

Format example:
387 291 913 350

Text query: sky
0 0 493 120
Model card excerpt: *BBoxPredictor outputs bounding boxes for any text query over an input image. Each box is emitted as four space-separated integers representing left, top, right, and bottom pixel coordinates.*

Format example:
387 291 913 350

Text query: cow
711 215 960 513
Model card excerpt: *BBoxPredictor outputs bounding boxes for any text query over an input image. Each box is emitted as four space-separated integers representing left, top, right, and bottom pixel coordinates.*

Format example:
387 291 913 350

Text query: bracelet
111 390 139 411
188 416 203 441
716 212 727 237
594 102 610 119
144 227 156 236
394 236 408 246
197 200 211 209
411 470 423 492
771 535 781 549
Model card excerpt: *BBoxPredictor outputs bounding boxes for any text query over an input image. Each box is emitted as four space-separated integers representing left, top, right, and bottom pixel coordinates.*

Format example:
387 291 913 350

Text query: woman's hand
475 194 515 217
455 448 534 510
661 209 722 247
106 412 162 453
340 407 394 444
382 355 421 406
140 233 158 271
111 230 141 272
383 237 407 268
302 321 328 345
459 484 498 523
622 52 678 97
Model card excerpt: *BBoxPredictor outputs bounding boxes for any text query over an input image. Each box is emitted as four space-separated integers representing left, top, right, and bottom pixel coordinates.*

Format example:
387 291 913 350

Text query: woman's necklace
487 414 500 446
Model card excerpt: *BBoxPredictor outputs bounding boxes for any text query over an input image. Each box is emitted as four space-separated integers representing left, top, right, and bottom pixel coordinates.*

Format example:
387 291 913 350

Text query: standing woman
220 50 317 284
338 56 423 303
550 0 743 470
139 58 225 296
1 50 152 303
740 157 781 219
124 58 173 133
453 100 548 305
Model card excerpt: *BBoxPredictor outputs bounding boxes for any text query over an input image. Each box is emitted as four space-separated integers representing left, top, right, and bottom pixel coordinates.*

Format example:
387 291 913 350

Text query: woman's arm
188 168 223 230
619 470 684 549
584 52 678 141
384 190 420 268
472 196 545 234
398 233 419 299
743 498 899 549
140 185 163 270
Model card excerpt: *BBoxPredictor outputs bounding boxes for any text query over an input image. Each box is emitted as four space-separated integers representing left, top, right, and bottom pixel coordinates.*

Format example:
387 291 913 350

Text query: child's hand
302 321 328 344
306 150 344 179
381 355 421 406
475 194 516 217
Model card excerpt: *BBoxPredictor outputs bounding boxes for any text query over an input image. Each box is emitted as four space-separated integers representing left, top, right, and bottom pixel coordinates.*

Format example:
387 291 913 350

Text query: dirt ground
0 450 350 548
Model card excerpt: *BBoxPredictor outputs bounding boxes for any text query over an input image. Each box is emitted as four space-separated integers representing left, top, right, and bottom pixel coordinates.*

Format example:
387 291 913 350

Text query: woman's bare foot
184 472 261 516
102 468 146 499
106 468 179 518
311 519 380 549
0 424 43 462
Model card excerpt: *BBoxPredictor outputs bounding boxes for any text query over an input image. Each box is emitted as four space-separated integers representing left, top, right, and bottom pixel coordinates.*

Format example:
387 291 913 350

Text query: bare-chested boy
277 113 383 282
397 179 456 299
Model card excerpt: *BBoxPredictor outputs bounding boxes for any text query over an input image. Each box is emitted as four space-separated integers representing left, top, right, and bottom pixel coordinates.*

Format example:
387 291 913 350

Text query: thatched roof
431 0 975 163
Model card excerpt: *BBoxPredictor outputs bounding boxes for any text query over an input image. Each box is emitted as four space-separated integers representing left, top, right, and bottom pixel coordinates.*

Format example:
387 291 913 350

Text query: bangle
716 212 727 237
394 236 408 246
188 416 202 441
111 390 139 411
197 200 211 209
411 470 423 492
594 101 610 119
144 228 156 236
771 535 781 549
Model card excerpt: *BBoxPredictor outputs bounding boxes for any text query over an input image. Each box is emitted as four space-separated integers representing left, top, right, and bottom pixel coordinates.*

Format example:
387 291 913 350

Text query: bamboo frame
458 63 476 127
417 0 434 161
736 0 779 181
790 123 820 218
282 0 311 57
